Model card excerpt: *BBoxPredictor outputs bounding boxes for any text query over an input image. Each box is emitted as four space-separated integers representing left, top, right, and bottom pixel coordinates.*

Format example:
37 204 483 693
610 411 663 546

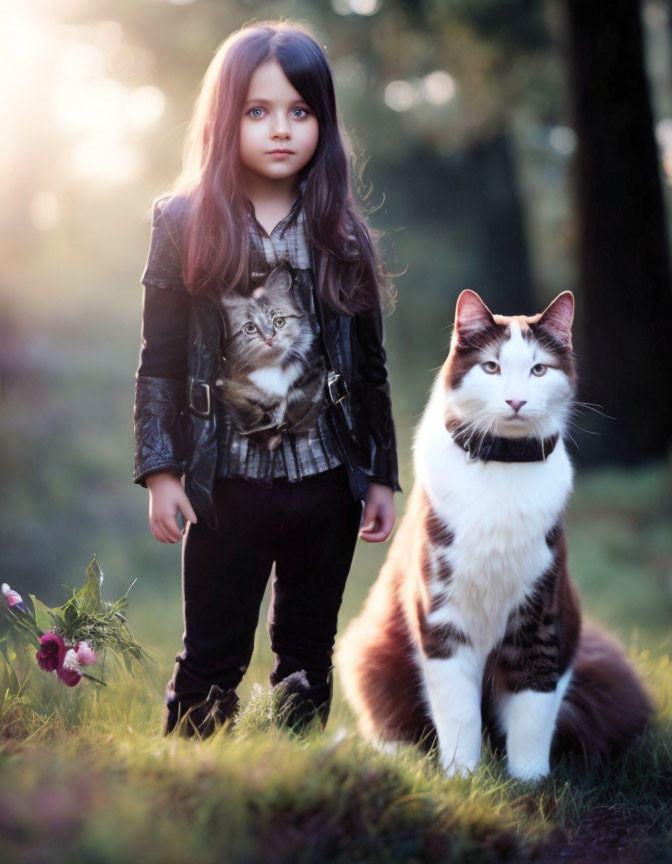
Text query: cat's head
441 290 576 440
225 265 306 365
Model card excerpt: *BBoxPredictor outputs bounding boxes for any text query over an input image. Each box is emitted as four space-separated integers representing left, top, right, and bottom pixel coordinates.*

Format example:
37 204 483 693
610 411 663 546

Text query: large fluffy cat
338 290 652 780
215 265 325 450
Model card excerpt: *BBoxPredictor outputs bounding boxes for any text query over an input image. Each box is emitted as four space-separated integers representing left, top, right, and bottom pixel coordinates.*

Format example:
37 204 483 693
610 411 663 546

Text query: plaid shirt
215 201 343 484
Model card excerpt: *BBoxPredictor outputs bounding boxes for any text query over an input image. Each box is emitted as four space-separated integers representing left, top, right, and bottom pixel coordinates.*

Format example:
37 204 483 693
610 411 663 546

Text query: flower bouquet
0 556 153 687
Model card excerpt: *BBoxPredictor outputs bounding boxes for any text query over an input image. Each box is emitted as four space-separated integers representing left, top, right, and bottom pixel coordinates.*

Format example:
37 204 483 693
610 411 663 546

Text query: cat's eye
243 322 257 335
481 361 499 375
531 364 547 377
273 317 286 330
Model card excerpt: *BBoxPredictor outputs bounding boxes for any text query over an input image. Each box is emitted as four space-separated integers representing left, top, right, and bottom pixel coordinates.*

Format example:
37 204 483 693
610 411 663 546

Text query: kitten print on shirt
215 264 326 451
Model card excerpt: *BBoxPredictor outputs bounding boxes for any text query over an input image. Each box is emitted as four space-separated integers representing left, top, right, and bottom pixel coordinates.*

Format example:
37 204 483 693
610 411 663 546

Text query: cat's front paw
440 751 479 778
507 755 550 782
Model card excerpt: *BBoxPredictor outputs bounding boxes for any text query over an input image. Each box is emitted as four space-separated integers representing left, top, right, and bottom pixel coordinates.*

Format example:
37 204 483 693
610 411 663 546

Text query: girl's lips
267 149 294 158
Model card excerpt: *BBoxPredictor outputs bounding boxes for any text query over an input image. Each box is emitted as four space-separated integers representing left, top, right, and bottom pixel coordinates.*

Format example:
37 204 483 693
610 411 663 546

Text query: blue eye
247 107 265 119
291 107 310 118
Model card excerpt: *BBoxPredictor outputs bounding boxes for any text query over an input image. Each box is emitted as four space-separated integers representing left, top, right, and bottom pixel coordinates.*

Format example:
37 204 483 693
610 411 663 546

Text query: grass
1 463 671 862
0 655 670 863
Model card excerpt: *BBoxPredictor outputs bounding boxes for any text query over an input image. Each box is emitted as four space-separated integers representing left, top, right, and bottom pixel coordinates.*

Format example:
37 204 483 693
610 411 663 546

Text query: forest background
0 0 671 861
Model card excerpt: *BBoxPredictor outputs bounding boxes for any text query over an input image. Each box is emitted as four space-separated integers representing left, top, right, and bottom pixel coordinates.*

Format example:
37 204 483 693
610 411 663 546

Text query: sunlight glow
71 139 143 185
0 7 165 188
49 26 166 184
0 9 50 176
52 77 130 135
126 86 167 131
0 9 48 71
59 40 106 80
30 191 61 231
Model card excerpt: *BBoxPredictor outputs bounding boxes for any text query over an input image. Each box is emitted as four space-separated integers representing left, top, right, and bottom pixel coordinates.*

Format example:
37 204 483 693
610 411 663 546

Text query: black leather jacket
133 198 400 528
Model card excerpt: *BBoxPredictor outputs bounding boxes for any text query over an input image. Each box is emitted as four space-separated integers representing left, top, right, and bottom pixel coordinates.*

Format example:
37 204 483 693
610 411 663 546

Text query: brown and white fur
338 290 652 780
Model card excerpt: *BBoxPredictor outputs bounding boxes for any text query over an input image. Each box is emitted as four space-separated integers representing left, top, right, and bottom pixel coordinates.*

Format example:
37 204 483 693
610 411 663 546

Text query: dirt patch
533 806 650 864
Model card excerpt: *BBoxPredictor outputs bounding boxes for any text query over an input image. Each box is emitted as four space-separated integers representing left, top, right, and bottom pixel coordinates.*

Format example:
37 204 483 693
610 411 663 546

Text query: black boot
163 683 239 738
272 669 333 735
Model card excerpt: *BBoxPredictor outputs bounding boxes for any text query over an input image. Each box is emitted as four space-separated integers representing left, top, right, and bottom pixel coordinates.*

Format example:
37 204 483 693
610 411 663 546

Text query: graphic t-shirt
215 201 343 483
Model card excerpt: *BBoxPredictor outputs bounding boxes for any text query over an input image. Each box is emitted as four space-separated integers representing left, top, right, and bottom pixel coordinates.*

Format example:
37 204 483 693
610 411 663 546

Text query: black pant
169 467 361 715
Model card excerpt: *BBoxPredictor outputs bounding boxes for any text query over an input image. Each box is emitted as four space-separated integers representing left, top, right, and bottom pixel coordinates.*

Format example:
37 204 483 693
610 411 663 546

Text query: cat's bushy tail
553 622 654 764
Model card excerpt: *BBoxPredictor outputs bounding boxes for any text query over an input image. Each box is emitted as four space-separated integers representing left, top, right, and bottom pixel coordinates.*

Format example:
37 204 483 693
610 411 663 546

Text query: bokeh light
384 79 420 112
0 5 165 187
332 0 381 17
656 118 672 183
421 71 456 105
385 72 456 112
549 125 577 156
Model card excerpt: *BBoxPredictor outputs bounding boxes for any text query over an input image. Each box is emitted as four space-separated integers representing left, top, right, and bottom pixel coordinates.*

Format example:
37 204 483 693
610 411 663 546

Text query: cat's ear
265 266 292 294
537 291 574 347
454 290 495 340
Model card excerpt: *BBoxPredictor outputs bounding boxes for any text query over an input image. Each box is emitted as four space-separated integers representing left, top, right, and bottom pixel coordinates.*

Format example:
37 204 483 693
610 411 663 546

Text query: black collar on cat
451 429 560 463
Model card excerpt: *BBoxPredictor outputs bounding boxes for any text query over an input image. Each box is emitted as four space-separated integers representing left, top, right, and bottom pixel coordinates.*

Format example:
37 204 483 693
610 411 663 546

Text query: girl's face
239 59 319 186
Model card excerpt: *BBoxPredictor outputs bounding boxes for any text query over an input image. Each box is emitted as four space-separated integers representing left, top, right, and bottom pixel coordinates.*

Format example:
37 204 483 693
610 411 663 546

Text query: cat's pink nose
506 399 527 414
265 338 273 347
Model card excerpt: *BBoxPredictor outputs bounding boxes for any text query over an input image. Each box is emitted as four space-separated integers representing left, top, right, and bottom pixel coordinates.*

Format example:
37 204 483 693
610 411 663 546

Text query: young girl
133 22 400 736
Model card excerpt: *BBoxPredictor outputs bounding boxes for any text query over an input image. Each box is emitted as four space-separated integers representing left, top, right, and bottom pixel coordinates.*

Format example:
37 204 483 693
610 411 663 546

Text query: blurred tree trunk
464 133 535 314
564 0 672 464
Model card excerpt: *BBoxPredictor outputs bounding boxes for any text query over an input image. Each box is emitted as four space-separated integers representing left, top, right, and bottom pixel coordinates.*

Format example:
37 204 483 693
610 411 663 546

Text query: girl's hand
359 482 396 543
146 472 198 544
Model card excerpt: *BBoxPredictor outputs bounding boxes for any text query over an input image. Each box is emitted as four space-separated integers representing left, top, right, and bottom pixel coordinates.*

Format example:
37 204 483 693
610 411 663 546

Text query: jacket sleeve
133 198 190 486
353 300 401 492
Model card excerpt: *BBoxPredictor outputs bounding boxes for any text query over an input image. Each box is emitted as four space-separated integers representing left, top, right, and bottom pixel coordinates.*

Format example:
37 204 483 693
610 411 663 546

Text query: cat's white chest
248 364 299 397
416 396 572 651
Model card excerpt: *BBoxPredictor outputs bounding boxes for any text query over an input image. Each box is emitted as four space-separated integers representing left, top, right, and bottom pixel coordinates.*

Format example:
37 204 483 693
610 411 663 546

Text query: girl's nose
271 115 290 138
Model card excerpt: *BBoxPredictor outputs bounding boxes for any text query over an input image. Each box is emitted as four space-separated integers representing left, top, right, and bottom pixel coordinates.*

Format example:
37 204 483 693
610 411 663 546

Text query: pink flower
58 648 83 686
62 648 81 672
75 641 96 667
2 583 27 610
36 633 66 673
57 664 82 687
35 634 82 686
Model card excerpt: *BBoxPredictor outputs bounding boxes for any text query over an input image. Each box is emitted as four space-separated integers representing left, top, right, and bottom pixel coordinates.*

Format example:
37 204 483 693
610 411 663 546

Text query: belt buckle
327 371 347 405
189 378 211 418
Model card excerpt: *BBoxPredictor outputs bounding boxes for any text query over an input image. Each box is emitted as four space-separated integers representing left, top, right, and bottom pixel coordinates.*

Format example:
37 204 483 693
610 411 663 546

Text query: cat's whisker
566 409 604 438
563 429 581 451
457 418 482 450
569 401 616 421
569 424 601 437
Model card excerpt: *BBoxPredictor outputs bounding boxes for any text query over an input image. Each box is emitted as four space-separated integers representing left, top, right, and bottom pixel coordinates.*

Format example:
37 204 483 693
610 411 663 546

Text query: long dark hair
171 22 384 314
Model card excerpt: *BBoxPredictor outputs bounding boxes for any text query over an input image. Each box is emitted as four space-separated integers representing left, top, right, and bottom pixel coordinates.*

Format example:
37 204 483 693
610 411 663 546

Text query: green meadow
1 463 671 863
